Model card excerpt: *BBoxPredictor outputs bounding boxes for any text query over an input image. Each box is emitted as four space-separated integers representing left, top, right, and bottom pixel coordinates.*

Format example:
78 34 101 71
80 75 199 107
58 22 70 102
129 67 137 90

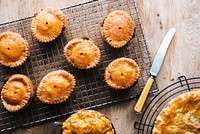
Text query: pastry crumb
170 77 174 81
160 21 163 29
162 75 167 79
115 117 119 120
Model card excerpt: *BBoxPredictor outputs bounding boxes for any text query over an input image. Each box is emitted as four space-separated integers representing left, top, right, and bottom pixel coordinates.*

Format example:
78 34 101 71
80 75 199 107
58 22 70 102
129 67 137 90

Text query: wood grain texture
137 0 200 90
0 0 200 134
0 0 89 24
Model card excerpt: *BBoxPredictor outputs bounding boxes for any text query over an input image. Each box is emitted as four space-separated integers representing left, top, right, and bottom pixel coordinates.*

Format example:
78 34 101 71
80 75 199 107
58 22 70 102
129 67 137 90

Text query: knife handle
134 77 154 113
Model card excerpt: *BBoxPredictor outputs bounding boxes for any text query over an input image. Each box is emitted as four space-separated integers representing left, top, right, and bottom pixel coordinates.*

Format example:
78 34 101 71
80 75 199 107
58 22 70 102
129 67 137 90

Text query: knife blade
134 28 176 113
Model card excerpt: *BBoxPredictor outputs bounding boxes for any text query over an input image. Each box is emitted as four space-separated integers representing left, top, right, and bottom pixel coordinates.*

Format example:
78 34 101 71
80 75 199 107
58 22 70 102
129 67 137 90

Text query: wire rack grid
0 0 158 133
134 76 200 134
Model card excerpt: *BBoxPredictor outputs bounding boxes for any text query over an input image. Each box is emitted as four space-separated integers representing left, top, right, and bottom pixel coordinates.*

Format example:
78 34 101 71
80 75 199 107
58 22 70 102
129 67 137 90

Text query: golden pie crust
105 57 140 89
1 74 33 112
37 70 75 104
64 37 101 69
100 10 135 48
62 110 115 134
152 89 200 134
0 32 30 68
31 7 66 42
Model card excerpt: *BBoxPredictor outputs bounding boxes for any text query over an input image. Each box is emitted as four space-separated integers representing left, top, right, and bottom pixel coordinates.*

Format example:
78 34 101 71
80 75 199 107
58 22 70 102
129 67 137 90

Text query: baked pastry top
64 37 101 69
31 7 66 42
152 89 200 134
1 74 33 112
105 57 140 89
62 110 115 134
37 70 75 104
0 32 30 68
100 10 135 48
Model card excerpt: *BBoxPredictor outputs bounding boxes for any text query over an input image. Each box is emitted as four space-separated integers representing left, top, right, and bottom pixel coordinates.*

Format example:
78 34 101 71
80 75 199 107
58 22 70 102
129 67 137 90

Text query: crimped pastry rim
37 70 76 104
64 37 101 69
105 57 140 89
1 74 33 112
0 32 30 68
31 7 66 42
100 10 135 48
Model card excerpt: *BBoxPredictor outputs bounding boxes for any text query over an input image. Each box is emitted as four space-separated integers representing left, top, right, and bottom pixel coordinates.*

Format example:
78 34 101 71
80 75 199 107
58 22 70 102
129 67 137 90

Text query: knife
134 28 176 113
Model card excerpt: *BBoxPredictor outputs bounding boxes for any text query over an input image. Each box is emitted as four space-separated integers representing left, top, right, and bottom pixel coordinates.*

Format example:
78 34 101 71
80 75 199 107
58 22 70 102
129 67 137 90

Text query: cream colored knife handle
134 77 154 112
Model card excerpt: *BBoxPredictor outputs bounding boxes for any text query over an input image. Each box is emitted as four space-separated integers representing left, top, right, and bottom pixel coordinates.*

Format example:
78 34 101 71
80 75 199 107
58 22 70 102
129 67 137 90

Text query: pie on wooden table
0 32 30 68
100 10 135 48
105 57 140 89
152 89 200 134
1 74 33 112
64 37 101 69
62 110 115 134
37 70 75 104
31 7 66 42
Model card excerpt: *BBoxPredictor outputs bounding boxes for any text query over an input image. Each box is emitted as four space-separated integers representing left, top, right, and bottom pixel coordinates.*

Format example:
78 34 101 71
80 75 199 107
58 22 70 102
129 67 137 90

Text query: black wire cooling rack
134 76 200 134
0 0 158 133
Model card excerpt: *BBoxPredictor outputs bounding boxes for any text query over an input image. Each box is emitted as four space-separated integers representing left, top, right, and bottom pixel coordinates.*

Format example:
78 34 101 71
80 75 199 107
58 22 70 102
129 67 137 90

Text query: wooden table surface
1 0 200 134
